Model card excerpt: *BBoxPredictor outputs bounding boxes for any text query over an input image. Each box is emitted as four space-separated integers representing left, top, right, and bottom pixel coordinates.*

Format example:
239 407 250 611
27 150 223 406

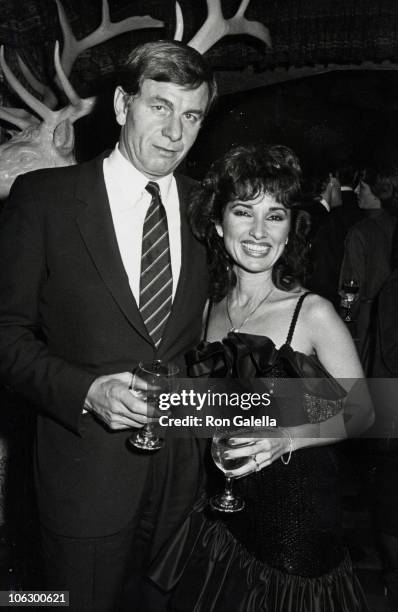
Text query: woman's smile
241 240 272 257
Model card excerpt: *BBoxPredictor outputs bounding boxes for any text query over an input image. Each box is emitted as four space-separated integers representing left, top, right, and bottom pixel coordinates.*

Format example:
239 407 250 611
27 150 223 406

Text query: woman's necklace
226 286 274 332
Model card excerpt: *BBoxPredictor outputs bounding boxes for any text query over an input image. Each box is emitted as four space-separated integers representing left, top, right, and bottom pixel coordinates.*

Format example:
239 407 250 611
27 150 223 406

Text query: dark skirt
150 506 370 612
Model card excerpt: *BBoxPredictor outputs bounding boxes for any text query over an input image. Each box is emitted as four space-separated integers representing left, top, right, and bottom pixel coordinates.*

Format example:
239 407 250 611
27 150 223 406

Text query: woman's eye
267 214 284 221
233 210 251 217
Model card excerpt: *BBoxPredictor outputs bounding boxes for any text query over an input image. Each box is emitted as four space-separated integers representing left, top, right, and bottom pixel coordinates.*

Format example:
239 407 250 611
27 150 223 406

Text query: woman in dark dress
150 144 374 611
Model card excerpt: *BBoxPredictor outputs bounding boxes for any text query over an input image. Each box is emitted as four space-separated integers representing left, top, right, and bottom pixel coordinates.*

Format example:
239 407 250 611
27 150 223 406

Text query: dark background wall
185 70 398 178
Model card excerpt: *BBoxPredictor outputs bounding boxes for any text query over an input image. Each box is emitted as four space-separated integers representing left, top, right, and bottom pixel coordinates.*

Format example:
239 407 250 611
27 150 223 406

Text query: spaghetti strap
202 299 213 341
285 292 312 346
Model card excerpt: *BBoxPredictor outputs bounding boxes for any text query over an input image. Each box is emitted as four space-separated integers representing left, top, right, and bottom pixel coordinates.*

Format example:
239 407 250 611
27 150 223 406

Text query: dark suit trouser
40 518 142 612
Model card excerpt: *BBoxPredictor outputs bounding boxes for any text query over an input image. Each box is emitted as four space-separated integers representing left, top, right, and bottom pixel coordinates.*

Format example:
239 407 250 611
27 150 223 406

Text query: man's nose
162 115 183 142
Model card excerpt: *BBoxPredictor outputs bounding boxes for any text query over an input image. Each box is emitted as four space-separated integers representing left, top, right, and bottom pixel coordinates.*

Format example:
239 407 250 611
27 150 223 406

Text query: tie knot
145 181 161 200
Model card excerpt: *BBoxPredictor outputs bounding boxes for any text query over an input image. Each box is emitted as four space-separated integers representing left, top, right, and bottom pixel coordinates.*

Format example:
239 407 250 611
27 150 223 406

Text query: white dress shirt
319 197 330 212
103 146 181 304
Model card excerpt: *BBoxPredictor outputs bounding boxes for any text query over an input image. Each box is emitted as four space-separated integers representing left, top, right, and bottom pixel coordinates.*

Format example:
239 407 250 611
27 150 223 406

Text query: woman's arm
305 294 374 437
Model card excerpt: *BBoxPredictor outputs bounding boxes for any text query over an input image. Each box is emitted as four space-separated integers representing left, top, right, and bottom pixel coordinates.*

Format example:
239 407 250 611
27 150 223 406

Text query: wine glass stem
224 476 233 497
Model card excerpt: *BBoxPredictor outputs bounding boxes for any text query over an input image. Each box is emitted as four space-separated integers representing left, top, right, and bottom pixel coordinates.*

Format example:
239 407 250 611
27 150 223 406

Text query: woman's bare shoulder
300 293 340 326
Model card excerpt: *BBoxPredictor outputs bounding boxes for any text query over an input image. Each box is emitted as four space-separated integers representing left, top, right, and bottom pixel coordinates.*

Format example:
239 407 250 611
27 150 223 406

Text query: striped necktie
139 181 173 347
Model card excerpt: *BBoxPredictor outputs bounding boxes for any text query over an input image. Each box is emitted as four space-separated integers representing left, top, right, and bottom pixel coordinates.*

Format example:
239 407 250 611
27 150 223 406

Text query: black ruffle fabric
186 332 346 401
150 505 369 612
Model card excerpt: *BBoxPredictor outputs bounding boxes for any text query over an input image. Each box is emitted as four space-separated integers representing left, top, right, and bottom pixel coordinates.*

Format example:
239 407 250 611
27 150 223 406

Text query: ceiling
0 0 398 96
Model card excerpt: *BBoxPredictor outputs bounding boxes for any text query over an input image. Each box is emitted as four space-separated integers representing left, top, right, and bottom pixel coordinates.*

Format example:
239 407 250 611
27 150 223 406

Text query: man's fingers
109 371 135 386
85 373 164 430
105 410 158 431
130 372 160 393
118 387 162 418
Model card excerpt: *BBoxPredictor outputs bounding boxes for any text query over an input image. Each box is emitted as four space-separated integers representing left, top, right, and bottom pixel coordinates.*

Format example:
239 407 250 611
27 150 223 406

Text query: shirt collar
106 144 174 205
319 197 330 212
341 186 354 192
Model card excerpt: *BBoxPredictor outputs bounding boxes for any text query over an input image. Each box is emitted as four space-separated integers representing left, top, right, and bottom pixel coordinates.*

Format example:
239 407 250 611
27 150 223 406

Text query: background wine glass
129 360 178 451
341 278 359 322
210 426 254 513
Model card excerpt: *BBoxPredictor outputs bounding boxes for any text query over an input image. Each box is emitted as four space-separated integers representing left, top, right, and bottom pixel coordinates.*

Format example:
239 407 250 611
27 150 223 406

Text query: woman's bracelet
280 428 293 465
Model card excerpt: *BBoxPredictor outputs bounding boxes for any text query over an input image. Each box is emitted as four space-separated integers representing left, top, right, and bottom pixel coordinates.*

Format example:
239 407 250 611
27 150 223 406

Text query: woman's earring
285 237 289 245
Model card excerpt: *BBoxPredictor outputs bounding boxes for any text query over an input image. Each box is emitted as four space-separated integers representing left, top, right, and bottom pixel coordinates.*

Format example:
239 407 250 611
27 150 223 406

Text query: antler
174 2 184 42
16 53 59 109
0 107 39 131
56 0 164 77
0 44 94 128
187 0 272 54
0 46 55 124
0 1 165 117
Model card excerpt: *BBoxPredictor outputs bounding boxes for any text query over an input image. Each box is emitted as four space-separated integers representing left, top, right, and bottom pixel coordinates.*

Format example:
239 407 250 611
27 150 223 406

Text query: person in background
370 222 398 611
308 163 363 307
0 40 216 612
300 170 337 239
340 164 398 372
149 144 374 611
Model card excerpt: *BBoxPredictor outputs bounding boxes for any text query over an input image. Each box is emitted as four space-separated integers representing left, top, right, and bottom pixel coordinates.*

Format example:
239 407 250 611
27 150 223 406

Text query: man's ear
114 86 128 127
215 223 224 238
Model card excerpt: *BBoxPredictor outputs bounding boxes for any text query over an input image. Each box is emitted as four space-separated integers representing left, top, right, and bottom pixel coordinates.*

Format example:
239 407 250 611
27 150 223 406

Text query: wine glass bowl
210 427 253 513
341 278 359 322
128 360 178 451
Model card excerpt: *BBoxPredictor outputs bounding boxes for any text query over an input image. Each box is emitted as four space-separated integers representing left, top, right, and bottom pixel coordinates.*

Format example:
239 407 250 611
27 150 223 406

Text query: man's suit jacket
307 191 363 307
0 153 209 538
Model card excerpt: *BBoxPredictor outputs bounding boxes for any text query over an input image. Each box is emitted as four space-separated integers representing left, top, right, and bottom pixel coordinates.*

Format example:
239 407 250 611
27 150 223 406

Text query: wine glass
129 360 178 451
341 278 360 322
210 426 253 513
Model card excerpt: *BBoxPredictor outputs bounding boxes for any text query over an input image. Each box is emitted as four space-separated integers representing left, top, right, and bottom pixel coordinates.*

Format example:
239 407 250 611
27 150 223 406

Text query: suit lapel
74 153 152 344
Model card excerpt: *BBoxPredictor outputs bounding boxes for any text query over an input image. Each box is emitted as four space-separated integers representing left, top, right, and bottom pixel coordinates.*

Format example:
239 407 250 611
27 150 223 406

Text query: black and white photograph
0 1 398 610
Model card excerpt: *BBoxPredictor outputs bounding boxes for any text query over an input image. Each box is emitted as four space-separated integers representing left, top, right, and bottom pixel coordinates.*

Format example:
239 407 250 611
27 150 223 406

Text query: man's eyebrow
185 108 205 117
149 96 173 110
149 96 205 117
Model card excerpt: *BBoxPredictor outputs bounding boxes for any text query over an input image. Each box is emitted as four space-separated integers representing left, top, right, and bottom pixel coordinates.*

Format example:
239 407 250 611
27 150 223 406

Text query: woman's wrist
280 427 293 465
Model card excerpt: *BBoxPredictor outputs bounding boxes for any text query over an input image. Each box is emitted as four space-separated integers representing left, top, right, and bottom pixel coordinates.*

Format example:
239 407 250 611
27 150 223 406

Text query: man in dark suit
307 165 363 307
0 41 216 611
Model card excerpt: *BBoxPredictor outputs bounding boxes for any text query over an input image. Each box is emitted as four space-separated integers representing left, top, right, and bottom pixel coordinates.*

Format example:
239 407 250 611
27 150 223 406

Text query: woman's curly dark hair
189 144 311 301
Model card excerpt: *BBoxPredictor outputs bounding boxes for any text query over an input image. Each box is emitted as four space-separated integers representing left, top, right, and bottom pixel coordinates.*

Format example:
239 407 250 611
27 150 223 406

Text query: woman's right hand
223 427 293 477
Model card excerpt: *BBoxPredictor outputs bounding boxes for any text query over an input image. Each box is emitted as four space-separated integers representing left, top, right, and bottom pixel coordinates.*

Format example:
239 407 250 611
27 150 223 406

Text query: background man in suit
0 40 216 611
307 164 363 307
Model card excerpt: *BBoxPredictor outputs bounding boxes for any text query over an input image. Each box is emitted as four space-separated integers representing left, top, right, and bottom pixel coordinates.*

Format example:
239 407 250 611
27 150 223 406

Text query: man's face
114 79 209 179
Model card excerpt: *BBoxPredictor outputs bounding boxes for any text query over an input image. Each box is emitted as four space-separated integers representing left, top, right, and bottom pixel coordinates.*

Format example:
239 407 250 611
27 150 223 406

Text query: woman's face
358 180 381 209
216 193 291 274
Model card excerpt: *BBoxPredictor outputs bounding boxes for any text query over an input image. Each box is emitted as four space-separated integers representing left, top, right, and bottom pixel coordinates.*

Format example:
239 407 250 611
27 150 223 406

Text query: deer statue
0 0 271 200
0 0 164 199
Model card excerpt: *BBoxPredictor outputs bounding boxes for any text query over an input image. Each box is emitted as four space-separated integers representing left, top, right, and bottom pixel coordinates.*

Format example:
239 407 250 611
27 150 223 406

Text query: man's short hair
119 40 217 115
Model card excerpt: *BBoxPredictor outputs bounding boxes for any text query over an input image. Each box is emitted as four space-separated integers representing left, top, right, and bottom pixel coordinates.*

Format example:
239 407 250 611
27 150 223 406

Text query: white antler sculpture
0 0 164 199
186 0 272 53
0 43 95 129
56 0 163 78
